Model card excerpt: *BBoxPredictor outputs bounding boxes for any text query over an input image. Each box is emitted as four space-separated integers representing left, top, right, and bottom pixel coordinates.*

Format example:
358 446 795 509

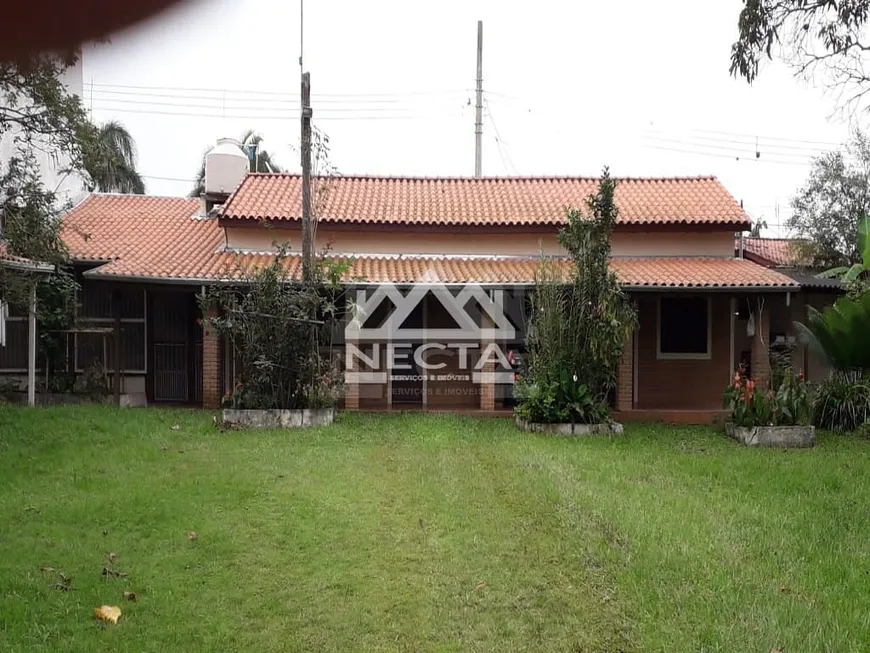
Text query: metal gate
154 343 188 401
152 293 190 402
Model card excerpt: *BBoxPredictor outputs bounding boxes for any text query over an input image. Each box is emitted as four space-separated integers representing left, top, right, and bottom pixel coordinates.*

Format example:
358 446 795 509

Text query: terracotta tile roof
0 243 54 272
62 194 792 289
740 237 807 267
84 250 797 289
62 194 219 272
221 174 751 228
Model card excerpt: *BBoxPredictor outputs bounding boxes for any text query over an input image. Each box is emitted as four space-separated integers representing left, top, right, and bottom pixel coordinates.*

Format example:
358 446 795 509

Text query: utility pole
301 71 313 282
474 20 483 178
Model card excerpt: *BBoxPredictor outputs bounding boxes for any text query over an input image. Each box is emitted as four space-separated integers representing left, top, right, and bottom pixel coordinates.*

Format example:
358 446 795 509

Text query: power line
88 80 471 98
484 98 518 174
141 174 197 183
90 104 465 122
644 142 811 167
642 134 816 164
652 130 831 156
86 96 465 114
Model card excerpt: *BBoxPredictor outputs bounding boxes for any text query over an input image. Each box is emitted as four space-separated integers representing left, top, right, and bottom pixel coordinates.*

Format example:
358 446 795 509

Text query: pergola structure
0 254 55 406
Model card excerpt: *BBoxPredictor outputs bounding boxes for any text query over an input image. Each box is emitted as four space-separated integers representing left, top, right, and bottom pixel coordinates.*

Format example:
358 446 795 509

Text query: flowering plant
724 369 811 427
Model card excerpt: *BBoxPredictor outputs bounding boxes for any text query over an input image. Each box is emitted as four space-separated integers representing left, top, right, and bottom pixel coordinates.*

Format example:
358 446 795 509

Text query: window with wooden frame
75 286 147 373
656 296 712 360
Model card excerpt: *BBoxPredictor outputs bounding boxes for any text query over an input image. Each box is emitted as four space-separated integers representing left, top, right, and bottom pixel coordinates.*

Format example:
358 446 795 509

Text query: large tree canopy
732 0 870 112
789 130 870 268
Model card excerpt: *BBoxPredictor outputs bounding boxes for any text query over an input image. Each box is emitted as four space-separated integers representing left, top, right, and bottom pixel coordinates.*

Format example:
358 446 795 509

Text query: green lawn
1 408 869 652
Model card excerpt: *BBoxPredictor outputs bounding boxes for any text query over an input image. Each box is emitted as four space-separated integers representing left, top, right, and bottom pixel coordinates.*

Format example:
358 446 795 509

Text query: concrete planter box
222 408 335 429
726 423 816 448
516 417 623 437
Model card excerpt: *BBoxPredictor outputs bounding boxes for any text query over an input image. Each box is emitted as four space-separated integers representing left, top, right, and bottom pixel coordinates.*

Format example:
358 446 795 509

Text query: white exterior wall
0 54 86 206
224 224 736 258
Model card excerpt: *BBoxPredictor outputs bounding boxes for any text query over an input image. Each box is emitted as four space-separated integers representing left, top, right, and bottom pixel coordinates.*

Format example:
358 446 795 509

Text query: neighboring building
0 142 836 420
0 54 87 205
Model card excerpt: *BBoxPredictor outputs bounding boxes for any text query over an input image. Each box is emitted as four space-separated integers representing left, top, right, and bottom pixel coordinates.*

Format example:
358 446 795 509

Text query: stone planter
515 417 623 436
726 423 816 448
222 408 335 429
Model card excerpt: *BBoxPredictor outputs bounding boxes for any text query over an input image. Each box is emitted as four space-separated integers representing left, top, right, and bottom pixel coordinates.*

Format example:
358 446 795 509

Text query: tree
189 130 283 197
0 53 93 386
731 0 870 113
788 130 870 268
82 120 145 194
515 168 637 425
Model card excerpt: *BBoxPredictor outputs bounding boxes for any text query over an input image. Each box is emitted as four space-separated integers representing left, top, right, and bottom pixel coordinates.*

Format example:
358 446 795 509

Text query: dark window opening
659 297 709 356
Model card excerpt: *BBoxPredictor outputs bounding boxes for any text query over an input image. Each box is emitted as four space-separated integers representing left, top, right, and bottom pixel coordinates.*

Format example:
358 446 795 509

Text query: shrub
795 290 870 375
200 246 347 410
813 375 870 432
724 370 811 427
775 369 812 426
515 369 609 425
517 168 636 424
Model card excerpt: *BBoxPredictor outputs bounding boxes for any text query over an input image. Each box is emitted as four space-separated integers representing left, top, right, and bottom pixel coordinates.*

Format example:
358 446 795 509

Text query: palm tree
189 130 283 197
82 120 145 194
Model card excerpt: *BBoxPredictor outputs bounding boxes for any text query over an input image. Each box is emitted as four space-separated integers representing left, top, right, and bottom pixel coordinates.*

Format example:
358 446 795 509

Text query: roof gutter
1 259 56 274
81 270 798 292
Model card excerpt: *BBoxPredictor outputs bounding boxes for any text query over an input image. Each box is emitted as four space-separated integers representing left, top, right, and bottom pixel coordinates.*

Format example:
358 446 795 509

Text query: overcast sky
82 0 857 236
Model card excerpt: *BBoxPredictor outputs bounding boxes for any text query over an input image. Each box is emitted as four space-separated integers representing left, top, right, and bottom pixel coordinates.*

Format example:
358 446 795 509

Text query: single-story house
0 142 838 420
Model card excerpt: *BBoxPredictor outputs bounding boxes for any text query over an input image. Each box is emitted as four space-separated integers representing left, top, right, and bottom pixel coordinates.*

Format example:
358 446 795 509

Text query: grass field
1 407 869 652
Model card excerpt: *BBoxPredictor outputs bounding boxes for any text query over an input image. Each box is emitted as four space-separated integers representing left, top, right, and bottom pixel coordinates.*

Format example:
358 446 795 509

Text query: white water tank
205 138 249 195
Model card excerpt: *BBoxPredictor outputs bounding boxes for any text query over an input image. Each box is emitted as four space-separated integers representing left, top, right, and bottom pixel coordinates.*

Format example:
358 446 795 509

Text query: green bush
813 375 870 432
723 369 811 427
516 168 636 424
515 369 609 425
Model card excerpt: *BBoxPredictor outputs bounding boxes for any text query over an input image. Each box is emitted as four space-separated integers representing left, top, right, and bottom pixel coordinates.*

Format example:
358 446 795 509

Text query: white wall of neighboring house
0 53 87 207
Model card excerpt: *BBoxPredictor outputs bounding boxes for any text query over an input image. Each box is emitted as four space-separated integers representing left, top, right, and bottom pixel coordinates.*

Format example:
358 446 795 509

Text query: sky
82 0 858 236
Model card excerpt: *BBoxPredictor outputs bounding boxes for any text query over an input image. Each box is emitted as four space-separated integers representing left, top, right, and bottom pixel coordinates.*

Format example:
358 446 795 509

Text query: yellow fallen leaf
93 605 121 624
187 531 198 542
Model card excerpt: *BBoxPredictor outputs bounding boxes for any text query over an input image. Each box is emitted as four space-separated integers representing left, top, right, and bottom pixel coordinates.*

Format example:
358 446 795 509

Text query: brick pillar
202 309 221 408
616 332 634 411
751 304 771 390
345 339 360 410
480 314 495 411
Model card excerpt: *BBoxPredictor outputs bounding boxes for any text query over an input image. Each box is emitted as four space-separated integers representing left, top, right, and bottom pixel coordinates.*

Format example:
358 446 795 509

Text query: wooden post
27 281 36 407
113 290 121 406
300 71 313 283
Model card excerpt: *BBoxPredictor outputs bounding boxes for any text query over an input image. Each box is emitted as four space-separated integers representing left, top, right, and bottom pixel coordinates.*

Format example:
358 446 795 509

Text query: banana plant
818 214 870 283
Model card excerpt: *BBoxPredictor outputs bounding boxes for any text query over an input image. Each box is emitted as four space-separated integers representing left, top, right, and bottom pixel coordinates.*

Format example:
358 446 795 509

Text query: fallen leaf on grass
39 565 56 573
123 591 137 602
187 531 198 542
101 567 129 579
475 581 487 591
93 605 121 624
54 573 73 591
107 552 117 563
171 424 180 431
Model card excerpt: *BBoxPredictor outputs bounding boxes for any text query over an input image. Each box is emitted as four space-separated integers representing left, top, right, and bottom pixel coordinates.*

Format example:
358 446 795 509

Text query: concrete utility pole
474 20 483 177
301 71 313 282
